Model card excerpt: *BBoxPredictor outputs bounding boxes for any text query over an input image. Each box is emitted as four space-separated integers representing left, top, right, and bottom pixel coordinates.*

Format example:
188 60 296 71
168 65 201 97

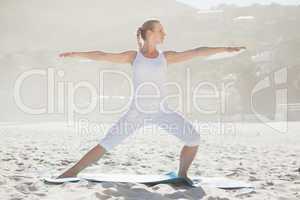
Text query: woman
58 19 246 180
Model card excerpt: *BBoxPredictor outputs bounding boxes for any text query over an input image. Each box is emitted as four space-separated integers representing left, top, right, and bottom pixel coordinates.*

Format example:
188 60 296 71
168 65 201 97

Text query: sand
0 121 299 200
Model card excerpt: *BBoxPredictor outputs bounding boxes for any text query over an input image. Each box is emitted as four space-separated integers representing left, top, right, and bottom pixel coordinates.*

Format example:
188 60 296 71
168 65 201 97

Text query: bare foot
57 168 77 179
178 172 194 186
181 176 194 186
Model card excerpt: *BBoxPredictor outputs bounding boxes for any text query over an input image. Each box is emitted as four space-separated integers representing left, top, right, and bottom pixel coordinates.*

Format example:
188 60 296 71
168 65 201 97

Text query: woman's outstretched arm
164 46 246 64
59 50 137 64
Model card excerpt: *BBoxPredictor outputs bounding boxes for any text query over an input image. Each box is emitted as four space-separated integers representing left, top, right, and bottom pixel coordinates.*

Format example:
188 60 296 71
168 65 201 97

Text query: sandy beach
0 121 299 199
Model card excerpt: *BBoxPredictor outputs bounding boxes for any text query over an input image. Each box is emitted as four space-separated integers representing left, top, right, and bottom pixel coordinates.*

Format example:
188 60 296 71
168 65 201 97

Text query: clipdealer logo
251 67 288 133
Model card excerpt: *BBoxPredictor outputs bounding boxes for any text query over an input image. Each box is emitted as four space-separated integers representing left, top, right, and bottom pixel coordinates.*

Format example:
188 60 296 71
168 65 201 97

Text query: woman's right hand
59 52 78 58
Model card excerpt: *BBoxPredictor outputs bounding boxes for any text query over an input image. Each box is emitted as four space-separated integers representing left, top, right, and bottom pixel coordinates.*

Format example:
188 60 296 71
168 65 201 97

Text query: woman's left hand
225 46 246 52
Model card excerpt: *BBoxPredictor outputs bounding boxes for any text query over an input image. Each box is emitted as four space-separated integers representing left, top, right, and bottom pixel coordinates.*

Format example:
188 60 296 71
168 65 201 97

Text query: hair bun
136 27 142 37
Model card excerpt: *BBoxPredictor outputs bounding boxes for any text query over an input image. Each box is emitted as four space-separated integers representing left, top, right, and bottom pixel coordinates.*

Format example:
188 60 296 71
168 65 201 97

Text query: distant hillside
0 0 198 53
0 1 299 122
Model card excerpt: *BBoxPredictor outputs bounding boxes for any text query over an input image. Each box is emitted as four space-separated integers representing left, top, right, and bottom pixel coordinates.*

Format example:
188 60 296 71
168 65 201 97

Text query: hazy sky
176 0 300 9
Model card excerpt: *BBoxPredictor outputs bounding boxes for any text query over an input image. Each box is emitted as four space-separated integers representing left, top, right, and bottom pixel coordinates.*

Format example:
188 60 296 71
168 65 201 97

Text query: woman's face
148 23 167 44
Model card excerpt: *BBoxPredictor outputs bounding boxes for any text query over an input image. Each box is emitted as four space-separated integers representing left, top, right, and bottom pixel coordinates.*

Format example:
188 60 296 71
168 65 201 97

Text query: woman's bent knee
184 132 200 147
98 139 114 152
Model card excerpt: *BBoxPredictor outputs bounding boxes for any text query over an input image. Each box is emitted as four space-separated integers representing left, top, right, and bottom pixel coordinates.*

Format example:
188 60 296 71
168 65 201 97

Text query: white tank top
131 49 168 110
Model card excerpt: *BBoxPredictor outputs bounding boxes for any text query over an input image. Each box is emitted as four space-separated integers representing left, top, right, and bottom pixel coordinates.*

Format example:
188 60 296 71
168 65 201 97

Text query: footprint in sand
121 162 132 166
94 192 110 200
14 183 30 195
2 158 13 162
33 192 46 197
102 187 122 197
248 176 260 181
0 176 7 185
15 168 25 172
60 159 73 166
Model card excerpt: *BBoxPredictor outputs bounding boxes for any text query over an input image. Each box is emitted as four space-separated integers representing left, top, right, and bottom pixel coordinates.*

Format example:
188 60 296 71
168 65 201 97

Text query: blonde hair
136 19 160 51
